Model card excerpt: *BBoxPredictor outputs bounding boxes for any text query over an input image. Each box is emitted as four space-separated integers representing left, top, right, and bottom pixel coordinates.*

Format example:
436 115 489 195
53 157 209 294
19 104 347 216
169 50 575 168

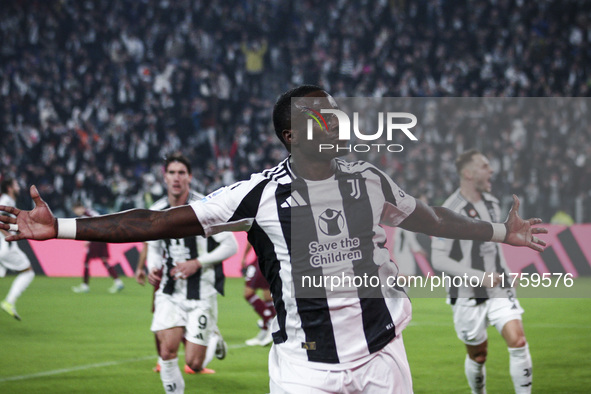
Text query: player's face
291 91 347 160
164 161 192 198
469 154 493 193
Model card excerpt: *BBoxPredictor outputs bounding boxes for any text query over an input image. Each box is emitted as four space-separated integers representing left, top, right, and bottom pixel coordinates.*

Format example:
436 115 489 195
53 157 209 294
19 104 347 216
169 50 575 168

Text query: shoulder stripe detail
227 178 271 223
262 159 291 183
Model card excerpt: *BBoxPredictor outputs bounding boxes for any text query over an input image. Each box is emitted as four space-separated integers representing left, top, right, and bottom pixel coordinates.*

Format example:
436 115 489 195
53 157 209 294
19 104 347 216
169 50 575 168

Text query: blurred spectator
1 0 589 222
550 208 575 226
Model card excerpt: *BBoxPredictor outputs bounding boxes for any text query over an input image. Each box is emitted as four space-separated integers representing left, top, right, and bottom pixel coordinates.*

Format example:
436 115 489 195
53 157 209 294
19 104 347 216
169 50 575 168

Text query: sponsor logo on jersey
280 190 308 208
317 209 344 236
308 237 362 268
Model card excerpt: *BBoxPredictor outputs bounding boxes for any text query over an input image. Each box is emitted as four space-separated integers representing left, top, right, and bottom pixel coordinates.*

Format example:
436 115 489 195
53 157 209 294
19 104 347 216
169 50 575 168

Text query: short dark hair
164 153 192 174
1 177 15 194
455 149 482 174
272 84 324 148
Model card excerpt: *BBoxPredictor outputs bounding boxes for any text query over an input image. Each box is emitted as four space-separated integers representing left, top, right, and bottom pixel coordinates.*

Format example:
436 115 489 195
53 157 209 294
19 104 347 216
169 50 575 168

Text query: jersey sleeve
190 176 264 237
375 169 417 227
146 240 164 271
198 232 239 267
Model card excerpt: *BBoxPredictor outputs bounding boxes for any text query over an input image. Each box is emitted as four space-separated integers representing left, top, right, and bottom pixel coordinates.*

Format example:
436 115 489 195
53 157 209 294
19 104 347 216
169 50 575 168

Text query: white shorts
0 238 31 273
452 293 524 346
269 335 413 394
150 293 218 346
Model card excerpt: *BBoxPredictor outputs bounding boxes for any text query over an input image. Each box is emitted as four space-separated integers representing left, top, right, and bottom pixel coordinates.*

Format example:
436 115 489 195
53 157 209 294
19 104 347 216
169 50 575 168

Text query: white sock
465 355 486 394
160 357 184 393
6 270 34 305
202 331 218 369
508 344 532 393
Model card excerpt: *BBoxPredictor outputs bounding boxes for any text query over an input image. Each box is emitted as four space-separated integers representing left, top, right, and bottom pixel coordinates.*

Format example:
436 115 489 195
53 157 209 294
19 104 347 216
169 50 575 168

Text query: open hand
504 195 548 252
135 269 146 286
148 268 163 287
0 186 57 241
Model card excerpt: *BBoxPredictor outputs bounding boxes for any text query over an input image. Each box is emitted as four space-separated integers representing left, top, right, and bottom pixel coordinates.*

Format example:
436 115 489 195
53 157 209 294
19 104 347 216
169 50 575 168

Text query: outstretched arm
0 186 205 242
400 194 547 252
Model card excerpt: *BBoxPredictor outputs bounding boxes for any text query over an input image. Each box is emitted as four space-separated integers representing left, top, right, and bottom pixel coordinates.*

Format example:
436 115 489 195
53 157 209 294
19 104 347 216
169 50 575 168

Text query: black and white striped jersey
431 189 512 306
147 191 235 301
0 194 16 218
0 194 17 238
191 156 417 366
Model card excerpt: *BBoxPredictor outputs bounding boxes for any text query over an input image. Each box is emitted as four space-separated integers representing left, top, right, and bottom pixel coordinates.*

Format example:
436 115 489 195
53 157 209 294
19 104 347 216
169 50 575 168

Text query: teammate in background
241 241 276 346
135 241 209 375
0 86 547 394
145 153 238 391
431 149 534 394
0 178 35 320
71 202 124 294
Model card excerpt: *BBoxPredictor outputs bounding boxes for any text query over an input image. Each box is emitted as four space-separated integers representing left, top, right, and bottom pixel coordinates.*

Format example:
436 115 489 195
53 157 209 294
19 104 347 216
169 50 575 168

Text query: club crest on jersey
317 209 345 236
347 179 361 199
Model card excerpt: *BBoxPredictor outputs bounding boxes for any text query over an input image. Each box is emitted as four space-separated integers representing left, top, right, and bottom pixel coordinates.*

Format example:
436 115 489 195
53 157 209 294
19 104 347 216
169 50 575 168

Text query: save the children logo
317 208 345 236
302 107 418 153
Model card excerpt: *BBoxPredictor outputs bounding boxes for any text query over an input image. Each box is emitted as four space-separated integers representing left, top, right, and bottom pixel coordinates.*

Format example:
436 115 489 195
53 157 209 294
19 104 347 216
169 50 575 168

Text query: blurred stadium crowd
1 0 590 221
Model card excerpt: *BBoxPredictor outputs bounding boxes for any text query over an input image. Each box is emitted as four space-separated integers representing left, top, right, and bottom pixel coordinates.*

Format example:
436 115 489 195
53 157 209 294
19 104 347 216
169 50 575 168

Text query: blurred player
241 241 276 346
0 177 35 320
431 149 534 393
0 86 547 394
136 241 211 375
71 202 124 294
146 153 238 392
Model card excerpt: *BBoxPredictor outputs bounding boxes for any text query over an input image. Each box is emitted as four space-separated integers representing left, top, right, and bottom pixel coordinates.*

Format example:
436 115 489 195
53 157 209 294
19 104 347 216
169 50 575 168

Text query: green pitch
1 277 590 393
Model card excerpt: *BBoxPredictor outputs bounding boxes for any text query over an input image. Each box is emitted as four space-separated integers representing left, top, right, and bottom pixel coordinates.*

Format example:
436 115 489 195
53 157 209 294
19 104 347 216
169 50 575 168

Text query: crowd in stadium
1 0 590 221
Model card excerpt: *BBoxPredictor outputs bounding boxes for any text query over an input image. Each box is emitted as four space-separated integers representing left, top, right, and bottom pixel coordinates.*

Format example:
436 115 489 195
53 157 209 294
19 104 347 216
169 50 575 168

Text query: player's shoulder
260 157 292 184
149 196 170 211
482 192 500 204
442 189 466 211
197 170 276 206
